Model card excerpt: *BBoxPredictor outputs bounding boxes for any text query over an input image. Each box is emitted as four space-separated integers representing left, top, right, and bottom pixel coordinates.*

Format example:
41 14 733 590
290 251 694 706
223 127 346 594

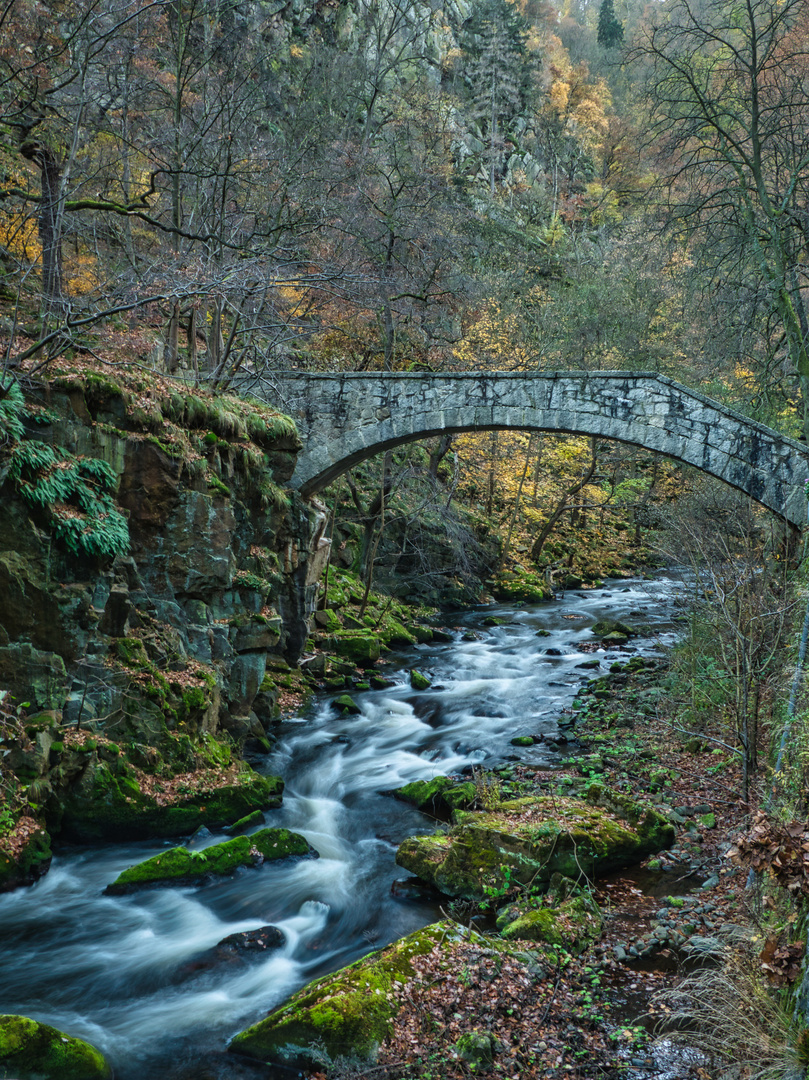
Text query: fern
8 441 129 559
0 377 26 444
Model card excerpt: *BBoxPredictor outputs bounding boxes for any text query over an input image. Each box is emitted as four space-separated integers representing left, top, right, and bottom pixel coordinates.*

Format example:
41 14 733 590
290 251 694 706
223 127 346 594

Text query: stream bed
0 578 686 1079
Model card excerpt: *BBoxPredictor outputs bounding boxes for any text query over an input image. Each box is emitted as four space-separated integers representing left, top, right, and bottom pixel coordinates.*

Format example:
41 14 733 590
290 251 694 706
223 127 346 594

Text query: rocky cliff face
0 368 328 884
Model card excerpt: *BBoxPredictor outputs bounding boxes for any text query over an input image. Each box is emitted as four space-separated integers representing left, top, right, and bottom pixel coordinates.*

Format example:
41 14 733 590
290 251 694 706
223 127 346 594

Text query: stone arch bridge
263 371 809 528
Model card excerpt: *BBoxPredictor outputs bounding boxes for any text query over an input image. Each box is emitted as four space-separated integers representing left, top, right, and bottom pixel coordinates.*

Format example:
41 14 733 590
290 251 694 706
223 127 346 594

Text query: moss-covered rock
498 877 602 952
591 619 637 638
326 632 382 668
228 922 455 1069
58 763 284 842
0 822 52 893
0 1014 112 1080
331 693 361 715
393 776 477 816
491 572 552 604
106 827 314 892
409 669 431 690
395 787 674 899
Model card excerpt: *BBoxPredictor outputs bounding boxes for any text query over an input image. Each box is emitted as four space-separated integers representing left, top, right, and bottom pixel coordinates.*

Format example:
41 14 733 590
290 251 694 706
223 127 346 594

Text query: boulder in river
395 785 674 899
591 619 637 638
0 1014 111 1080
105 827 316 892
392 775 477 815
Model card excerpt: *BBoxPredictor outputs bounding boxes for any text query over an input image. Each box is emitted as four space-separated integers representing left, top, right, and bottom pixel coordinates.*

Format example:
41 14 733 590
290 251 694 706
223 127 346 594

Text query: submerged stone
106 827 315 892
0 1014 111 1080
395 785 674 900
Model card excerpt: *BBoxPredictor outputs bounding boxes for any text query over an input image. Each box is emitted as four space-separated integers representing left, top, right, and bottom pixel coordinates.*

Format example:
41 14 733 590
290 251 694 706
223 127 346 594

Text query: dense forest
4 1 809 1078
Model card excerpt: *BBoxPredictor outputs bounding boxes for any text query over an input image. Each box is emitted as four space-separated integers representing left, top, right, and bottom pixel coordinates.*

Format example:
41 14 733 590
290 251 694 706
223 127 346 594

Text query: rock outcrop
0 369 329 885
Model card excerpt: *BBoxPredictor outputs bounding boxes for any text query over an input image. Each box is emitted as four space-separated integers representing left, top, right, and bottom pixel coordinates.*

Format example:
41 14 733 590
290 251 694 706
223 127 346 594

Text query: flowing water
0 578 685 1079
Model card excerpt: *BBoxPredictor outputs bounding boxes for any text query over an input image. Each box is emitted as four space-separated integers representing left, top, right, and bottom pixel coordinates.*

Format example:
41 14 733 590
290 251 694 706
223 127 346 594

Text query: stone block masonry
263 371 809 527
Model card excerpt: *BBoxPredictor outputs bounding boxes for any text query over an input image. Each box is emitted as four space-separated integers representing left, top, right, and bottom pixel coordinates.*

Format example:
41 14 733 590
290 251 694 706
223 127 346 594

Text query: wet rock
391 877 437 901
392 776 476 815
409 669 432 691
331 693 361 715
591 619 638 638
216 926 285 953
510 735 534 747
59 765 284 843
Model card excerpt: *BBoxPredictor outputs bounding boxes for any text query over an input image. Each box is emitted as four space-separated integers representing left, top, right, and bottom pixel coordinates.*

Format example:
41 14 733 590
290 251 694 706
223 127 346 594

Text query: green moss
229 923 453 1068
326 632 383 668
394 777 476 815
409 669 431 690
113 637 149 667
0 1014 111 1080
59 764 284 842
491 572 552 604
332 694 361 715
207 476 231 498
107 827 313 892
395 790 674 900
226 810 265 834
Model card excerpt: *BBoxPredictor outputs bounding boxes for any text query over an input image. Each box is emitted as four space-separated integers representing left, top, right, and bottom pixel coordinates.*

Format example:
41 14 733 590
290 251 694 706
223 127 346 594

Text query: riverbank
296 645 758 1080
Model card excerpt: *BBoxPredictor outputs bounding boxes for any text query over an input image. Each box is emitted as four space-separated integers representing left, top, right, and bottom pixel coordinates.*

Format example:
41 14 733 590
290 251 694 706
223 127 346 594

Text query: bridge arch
266 371 809 528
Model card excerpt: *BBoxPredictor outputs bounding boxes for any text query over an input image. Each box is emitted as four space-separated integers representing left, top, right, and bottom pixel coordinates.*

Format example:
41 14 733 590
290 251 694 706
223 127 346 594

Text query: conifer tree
597 0 624 47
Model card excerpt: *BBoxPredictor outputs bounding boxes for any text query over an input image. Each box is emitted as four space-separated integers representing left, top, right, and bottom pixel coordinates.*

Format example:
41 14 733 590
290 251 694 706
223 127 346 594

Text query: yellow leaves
453 302 530 369
549 80 570 112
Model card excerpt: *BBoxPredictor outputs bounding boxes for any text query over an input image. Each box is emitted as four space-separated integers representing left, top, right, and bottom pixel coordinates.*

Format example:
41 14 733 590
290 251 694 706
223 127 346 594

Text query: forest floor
306 649 764 1080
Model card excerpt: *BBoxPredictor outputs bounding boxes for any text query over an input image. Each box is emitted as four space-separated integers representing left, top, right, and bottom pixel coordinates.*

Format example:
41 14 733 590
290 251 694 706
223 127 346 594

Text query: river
0 577 684 1079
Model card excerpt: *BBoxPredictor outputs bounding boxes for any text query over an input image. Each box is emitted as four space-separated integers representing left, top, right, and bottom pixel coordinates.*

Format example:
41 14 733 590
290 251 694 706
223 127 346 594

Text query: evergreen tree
597 0 624 48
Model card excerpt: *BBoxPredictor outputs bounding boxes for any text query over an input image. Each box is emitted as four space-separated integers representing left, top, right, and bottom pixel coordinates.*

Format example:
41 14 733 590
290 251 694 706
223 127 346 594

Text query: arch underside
294 410 805 527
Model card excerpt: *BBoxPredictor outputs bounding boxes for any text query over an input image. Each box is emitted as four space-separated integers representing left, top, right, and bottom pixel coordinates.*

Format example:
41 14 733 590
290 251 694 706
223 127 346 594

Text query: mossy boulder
106 827 314 892
395 786 674 900
326 632 382 668
491 572 552 604
591 619 637 638
0 823 52 892
58 763 284 842
393 776 477 816
331 693 361 715
409 669 431 690
0 1014 112 1080
498 878 602 953
229 922 455 1068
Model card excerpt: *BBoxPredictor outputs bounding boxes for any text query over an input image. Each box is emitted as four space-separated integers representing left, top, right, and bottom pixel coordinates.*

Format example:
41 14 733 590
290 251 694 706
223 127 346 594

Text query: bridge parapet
256 370 809 526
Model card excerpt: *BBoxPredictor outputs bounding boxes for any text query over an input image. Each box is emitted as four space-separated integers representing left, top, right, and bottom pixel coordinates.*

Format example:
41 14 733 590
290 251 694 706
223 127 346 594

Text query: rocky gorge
0 365 771 1080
